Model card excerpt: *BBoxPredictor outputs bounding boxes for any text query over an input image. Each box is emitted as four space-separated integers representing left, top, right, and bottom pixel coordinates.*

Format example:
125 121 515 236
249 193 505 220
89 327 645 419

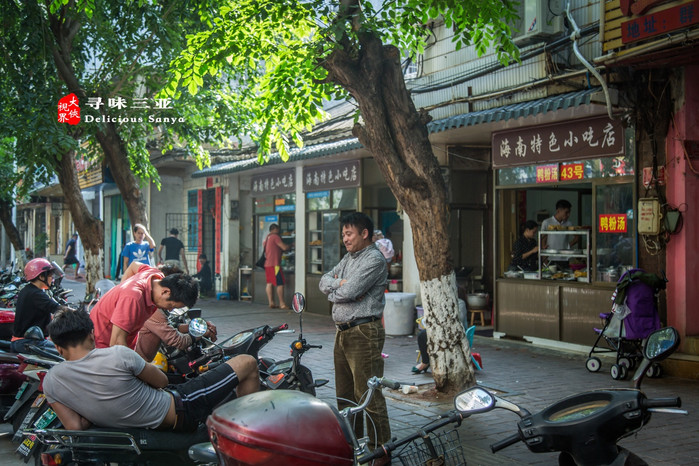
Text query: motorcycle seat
80 424 209 451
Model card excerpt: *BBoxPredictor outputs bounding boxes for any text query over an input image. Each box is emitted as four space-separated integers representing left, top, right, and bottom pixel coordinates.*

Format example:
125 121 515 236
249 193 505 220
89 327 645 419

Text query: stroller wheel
611 364 628 380
586 357 601 372
617 357 634 370
646 363 663 378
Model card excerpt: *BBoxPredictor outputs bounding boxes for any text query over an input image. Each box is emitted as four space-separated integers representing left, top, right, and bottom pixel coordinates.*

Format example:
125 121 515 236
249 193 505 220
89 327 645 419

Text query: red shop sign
535 164 559 183
599 214 628 233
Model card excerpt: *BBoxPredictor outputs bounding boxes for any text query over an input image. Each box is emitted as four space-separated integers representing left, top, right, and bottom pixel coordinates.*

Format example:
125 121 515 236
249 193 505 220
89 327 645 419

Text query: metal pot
389 263 402 278
466 293 488 309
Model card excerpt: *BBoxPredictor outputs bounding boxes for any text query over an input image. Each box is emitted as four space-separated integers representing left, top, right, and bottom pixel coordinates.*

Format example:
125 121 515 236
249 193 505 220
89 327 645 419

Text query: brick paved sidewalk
2 288 696 465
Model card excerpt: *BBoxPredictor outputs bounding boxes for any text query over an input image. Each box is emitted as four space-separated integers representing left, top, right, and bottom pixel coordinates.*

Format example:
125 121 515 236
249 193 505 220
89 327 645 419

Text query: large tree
169 0 519 391
1 0 243 287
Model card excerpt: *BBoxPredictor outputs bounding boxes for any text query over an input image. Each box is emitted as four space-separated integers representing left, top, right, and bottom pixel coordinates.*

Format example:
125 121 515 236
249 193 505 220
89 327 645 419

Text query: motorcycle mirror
189 317 208 338
643 327 680 361
187 308 202 319
454 387 496 414
291 292 305 314
50 261 65 279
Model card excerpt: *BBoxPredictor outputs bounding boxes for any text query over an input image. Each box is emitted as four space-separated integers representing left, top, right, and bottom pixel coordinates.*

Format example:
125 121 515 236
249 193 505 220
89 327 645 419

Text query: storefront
493 115 637 345
251 169 296 306
303 160 360 314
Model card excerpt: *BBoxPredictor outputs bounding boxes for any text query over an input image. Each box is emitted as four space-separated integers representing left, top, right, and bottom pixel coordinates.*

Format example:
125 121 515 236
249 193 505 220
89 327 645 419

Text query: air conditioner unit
513 0 564 46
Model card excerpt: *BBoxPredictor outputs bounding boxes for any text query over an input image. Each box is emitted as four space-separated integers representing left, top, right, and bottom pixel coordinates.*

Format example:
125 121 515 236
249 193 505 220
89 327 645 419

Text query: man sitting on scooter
11 258 67 353
42 308 259 432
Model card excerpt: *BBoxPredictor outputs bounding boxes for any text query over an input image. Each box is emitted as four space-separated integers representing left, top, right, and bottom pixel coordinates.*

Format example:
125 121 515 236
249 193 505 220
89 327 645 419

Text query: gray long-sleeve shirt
319 243 388 323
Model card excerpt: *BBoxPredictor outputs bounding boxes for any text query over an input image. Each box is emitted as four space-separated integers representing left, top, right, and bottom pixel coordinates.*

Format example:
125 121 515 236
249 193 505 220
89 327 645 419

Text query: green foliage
166 0 520 161
3 0 251 197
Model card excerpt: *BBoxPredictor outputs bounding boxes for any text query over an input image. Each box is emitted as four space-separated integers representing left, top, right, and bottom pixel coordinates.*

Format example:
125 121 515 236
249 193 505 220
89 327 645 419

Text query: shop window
497 156 635 186
595 184 635 279
307 191 330 211
275 193 296 212
254 196 275 214
332 188 358 209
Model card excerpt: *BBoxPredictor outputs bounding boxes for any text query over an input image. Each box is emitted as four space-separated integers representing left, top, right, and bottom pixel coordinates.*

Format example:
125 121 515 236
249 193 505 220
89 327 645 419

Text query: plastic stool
470 309 485 327
216 292 230 300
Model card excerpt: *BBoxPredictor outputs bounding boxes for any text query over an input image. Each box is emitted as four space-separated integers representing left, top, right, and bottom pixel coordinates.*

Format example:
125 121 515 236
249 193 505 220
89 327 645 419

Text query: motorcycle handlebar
642 397 682 409
490 433 521 453
269 323 289 334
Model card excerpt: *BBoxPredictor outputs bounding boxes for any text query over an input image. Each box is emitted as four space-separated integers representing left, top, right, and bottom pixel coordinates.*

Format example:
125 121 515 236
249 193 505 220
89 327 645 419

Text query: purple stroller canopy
613 268 664 340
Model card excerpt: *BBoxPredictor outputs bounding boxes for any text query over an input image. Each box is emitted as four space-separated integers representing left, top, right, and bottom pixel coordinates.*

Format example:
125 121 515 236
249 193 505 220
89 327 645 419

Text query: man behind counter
541 199 578 265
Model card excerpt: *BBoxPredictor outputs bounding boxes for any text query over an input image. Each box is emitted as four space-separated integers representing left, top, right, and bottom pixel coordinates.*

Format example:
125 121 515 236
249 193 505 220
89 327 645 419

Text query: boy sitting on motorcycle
42 308 258 432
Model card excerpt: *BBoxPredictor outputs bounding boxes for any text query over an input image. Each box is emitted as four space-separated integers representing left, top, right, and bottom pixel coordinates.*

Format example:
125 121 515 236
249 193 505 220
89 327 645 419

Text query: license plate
14 381 28 400
35 408 57 429
16 434 35 457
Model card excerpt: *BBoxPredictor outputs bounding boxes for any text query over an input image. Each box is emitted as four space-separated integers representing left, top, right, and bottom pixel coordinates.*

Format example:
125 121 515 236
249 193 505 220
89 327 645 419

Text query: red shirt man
90 263 195 348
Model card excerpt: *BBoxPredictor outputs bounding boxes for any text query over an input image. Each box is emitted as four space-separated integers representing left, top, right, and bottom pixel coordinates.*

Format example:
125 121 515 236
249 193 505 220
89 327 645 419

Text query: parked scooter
456 326 686 465
190 375 473 465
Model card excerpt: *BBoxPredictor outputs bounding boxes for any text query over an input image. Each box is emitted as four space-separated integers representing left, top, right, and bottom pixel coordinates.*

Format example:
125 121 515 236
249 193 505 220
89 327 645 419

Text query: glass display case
538 229 590 282
307 211 348 275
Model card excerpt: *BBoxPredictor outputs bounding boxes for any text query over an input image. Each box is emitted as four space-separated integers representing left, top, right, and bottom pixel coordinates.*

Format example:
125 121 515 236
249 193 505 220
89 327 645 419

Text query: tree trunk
55 150 105 294
48 10 149 228
323 35 474 391
0 199 27 268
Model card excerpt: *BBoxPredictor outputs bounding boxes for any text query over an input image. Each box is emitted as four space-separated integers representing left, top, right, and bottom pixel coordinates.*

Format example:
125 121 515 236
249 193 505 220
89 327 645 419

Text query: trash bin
383 292 417 335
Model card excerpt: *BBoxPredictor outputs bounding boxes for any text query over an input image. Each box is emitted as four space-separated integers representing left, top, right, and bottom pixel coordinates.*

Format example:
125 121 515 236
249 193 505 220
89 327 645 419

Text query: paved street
1 277 697 465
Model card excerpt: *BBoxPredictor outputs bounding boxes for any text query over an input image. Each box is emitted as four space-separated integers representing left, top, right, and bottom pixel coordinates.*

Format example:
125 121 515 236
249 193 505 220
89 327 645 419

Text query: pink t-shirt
264 233 285 267
90 264 164 349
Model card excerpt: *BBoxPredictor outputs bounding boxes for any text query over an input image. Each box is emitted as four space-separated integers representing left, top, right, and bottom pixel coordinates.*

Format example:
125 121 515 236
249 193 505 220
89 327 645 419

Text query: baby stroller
585 268 666 380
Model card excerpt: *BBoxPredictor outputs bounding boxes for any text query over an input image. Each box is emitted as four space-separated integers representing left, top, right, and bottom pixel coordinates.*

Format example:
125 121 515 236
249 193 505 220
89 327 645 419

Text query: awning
193 87 602 178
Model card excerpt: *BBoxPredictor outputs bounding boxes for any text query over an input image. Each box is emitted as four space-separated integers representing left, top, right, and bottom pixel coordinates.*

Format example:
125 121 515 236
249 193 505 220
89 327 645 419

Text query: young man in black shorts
43 308 258 432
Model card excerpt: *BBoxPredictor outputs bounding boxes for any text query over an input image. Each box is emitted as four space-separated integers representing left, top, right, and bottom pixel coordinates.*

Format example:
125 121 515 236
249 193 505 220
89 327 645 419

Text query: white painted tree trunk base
419 272 475 390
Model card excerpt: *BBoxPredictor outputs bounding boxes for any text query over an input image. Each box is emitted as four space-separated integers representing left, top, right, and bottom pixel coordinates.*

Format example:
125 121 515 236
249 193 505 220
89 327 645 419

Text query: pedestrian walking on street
63 232 80 279
319 212 390 460
121 223 155 271
158 228 189 274
263 223 291 309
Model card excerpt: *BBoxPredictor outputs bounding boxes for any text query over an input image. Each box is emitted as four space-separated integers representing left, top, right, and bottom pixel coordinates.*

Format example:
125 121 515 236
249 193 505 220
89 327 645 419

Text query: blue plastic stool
216 292 230 300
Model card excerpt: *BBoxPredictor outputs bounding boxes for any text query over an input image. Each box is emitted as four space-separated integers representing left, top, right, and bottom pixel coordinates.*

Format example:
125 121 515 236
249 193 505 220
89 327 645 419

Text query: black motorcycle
23 293 327 465
457 326 687 465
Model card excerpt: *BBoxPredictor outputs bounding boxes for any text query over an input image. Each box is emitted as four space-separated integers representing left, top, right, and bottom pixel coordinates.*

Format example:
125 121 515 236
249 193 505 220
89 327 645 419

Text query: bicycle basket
393 429 466 466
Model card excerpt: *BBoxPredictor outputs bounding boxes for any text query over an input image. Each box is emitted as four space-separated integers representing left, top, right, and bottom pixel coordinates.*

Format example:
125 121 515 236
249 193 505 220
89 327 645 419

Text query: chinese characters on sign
252 169 295 196
621 0 699 44
85 96 174 110
58 93 80 125
560 163 585 181
599 214 628 233
302 160 360 192
535 164 559 183
492 117 625 168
